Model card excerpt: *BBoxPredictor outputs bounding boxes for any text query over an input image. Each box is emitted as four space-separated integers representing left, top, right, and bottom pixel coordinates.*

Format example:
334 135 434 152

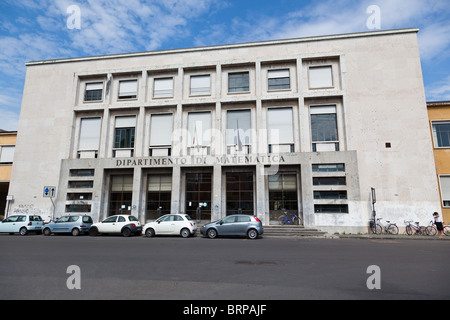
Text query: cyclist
433 212 444 239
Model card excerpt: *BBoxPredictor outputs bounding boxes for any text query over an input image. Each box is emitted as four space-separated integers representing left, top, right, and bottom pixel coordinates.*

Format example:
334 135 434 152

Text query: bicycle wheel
374 224 382 235
426 226 437 236
444 226 450 236
387 224 399 235
277 215 287 225
406 225 413 235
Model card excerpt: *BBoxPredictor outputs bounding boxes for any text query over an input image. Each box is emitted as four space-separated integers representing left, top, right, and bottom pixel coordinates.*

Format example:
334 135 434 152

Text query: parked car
0 215 44 235
143 214 197 238
89 215 141 237
42 214 93 236
200 214 263 239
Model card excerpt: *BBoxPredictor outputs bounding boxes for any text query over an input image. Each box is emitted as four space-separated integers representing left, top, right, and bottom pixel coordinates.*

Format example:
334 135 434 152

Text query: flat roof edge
26 28 419 66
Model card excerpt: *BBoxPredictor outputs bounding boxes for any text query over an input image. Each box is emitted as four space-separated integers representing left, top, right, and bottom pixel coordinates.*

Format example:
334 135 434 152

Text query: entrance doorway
185 173 212 221
226 172 254 215
146 174 172 220
268 173 299 224
109 174 133 216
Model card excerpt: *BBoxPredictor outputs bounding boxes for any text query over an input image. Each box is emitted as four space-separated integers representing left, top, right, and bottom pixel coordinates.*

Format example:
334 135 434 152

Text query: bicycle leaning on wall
370 218 399 235
404 220 428 236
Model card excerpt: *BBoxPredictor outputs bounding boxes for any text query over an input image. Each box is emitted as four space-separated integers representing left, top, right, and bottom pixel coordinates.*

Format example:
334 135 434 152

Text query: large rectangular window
0 146 15 163
440 176 450 207
309 66 333 89
188 112 211 155
114 116 136 157
267 107 294 153
150 114 173 156
109 175 133 216
268 69 290 91
153 78 174 98
432 121 450 148
84 82 103 102
310 105 339 152
268 174 298 211
190 75 211 96
78 118 101 158
226 172 254 215
228 72 249 93
226 110 251 154
147 174 172 220
118 80 138 99
185 173 212 221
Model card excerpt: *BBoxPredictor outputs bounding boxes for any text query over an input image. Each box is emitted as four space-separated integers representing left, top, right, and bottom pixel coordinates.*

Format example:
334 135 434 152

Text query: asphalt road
0 234 449 300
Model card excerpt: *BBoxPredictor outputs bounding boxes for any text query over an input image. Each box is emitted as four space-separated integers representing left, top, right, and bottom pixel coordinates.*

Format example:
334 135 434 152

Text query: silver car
200 214 263 239
0 215 44 235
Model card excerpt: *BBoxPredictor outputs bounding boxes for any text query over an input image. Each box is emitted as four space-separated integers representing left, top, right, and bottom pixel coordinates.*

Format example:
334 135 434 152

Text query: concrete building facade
428 101 450 223
0 130 16 217
9 28 441 233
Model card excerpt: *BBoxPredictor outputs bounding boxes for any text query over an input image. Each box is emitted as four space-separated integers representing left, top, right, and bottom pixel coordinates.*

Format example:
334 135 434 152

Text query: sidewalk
337 233 450 241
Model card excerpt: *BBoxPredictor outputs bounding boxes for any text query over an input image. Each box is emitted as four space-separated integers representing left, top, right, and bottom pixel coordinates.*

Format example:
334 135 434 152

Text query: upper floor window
118 80 138 100
226 110 251 154
432 121 450 148
84 82 103 102
0 146 15 163
78 117 101 158
114 116 136 157
188 112 211 156
228 72 249 93
309 66 333 89
153 78 174 98
268 69 290 91
267 107 294 153
149 114 173 156
310 105 339 152
190 75 211 96
440 176 450 207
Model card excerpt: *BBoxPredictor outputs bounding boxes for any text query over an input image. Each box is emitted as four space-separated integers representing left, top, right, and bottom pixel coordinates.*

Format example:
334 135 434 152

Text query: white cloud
426 76 450 101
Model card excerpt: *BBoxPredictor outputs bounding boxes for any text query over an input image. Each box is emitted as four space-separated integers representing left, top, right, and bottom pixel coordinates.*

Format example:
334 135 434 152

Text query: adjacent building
428 101 450 223
9 28 441 233
0 130 16 217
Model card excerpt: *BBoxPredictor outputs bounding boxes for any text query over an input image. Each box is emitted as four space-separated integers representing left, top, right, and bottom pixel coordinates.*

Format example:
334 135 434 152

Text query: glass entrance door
185 173 212 221
226 172 254 215
268 173 299 224
109 175 133 216
146 174 172 220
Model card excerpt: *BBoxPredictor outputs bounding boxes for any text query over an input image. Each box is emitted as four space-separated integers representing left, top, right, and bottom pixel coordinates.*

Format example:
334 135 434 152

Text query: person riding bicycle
433 212 444 239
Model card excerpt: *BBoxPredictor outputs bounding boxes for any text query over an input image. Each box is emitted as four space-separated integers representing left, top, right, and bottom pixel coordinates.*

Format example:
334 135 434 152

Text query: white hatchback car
0 215 44 235
89 214 142 237
143 214 197 238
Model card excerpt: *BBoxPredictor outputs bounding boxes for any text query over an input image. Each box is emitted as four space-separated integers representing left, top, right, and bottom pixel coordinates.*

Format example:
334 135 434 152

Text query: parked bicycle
404 220 428 236
371 218 398 235
427 221 450 236
277 210 301 225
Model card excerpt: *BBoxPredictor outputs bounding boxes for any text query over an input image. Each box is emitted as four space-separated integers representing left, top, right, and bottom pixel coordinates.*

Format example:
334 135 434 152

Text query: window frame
431 120 450 148
308 65 334 89
267 69 291 91
118 79 138 100
228 71 250 93
84 82 104 102
439 175 450 208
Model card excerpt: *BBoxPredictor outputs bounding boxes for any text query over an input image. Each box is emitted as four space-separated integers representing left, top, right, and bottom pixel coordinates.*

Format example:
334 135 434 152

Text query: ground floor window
147 174 172 220
185 173 212 221
226 172 254 215
269 173 299 223
109 174 133 216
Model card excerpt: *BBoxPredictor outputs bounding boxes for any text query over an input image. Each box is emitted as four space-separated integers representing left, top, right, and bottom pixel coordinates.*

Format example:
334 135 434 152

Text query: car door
155 215 173 234
170 215 186 235
232 215 251 235
0 215 19 233
54 216 70 233
115 216 128 233
216 216 237 236
98 216 118 233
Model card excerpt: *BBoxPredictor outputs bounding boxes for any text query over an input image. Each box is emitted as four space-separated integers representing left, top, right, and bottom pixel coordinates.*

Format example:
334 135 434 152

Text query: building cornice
25 28 419 67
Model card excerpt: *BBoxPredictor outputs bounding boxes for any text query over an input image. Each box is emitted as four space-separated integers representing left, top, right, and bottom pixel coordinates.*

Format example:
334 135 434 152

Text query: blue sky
1 0 450 131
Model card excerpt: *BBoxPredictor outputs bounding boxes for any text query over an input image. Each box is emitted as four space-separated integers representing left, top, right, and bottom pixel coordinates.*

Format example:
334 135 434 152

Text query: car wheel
247 229 258 240
43 228 52 236
89 227 98 237
145 228 155 237
19 227 28 236
122 228 131 237
180 228 190 238
71 228 80 236
207 228 217 239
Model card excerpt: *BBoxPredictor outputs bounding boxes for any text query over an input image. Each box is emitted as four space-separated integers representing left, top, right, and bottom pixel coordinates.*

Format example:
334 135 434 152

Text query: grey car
200 214 263 239
42 214 93 236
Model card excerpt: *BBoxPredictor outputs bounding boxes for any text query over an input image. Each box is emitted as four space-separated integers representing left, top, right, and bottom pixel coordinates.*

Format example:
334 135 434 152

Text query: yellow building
0 130 16 217
428 101 450 223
